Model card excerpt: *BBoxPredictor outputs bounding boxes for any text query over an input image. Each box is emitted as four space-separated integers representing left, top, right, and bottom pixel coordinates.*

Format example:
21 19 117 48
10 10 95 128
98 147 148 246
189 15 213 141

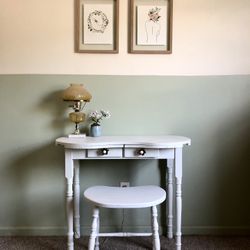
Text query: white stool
84 185 166 250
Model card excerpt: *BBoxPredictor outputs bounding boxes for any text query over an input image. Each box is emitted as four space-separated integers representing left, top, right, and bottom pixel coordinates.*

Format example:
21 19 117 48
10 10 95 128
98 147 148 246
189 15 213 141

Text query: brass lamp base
68 133 86 138
69 112 86 135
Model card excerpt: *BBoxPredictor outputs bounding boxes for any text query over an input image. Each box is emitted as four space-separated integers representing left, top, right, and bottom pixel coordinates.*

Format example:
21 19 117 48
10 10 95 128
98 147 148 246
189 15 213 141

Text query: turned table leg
66 177 74 250
167 159 174 239
175 148 183 250
74 160 80 238
65 150 74 250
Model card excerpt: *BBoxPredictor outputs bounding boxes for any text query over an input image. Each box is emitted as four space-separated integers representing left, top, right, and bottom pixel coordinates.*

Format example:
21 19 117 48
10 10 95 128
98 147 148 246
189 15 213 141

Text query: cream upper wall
0 0 250 75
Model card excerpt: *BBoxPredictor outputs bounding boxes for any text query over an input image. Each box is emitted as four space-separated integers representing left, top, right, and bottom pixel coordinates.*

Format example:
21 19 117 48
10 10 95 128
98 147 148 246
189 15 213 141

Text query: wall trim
182 226 250 235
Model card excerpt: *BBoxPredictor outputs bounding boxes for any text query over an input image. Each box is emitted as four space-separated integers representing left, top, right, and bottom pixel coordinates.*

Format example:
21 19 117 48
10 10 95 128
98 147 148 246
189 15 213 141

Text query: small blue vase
90 124 101 137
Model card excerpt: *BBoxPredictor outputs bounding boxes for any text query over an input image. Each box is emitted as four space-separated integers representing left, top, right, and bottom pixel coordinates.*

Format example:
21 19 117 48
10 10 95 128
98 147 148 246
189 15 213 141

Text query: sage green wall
0 75 249 235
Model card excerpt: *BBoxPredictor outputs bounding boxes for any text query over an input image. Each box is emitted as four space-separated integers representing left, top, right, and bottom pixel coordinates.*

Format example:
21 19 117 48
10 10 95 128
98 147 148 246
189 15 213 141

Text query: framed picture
129 0 172 54
75 0 119 53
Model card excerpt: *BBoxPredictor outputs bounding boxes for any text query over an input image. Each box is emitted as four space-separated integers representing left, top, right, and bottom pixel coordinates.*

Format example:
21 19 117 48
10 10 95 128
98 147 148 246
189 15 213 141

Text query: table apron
65 148 175 160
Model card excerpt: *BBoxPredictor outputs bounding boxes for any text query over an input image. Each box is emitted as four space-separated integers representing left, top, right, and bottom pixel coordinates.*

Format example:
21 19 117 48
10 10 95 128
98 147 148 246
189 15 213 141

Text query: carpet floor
0 236 249 250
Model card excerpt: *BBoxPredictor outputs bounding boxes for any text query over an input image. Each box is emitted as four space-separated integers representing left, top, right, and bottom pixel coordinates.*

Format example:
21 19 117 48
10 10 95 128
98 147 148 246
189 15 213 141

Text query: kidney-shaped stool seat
84 185 166 250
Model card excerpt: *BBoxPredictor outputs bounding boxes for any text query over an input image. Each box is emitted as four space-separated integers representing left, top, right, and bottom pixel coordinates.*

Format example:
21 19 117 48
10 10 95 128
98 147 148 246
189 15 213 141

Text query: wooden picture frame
129 0 172 54
75 0 119 53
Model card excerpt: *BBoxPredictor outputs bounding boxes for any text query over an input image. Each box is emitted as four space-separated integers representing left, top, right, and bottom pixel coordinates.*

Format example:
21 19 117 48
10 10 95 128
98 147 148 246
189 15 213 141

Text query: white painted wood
65 149 74 179
97 232 152 237
159 148 175 159
175 147 183 249
152 206 160 250
95 216 100 250
73 161 80 239
167 159 174 239
84 186 166 209
56 135 191 250
71 149 87 159
87 148 123 158
66 177 74 250
87 186 164 250
65 149 74 250
124 148 159 158
56 135 191 149
89 207 99 250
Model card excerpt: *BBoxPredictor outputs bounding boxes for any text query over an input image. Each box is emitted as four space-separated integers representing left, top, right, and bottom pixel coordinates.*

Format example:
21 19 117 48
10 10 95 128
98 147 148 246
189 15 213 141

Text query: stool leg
151 206 160 250
94 216 100 250
89 207 99 250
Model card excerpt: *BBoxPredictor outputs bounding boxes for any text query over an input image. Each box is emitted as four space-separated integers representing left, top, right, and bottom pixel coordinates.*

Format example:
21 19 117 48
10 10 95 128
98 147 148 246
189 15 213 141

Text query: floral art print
137 5 167 46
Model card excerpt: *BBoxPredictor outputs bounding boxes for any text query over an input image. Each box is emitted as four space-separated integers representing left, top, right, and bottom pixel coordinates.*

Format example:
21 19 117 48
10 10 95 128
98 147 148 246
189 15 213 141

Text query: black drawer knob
101 148 109 155
138 148 146 156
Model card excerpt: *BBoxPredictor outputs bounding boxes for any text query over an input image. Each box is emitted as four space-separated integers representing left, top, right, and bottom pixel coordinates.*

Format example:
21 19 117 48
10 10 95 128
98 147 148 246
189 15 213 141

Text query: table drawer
124 148 159 158
87 148 123 158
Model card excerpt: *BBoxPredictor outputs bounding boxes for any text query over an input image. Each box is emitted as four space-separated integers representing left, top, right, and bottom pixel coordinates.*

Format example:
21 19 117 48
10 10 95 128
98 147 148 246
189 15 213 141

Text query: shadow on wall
5 142 65 233
0 87 73 233
214 108 250 231
37 89 70 136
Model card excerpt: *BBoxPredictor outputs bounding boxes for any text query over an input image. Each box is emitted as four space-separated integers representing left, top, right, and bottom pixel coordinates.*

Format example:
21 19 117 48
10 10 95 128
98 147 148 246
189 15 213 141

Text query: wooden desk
56 136 191 250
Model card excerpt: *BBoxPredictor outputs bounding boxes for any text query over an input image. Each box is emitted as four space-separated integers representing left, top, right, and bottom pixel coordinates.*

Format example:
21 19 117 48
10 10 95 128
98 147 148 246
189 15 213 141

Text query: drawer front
87 148 123 158
124 148 159 158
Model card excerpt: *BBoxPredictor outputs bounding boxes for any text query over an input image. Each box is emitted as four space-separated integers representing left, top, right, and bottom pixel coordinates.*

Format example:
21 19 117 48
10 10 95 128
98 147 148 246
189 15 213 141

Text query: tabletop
56 135 191 149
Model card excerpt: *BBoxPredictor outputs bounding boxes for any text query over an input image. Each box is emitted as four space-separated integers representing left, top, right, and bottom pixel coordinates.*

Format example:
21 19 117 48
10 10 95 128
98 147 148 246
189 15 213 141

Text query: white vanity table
56 135 191 250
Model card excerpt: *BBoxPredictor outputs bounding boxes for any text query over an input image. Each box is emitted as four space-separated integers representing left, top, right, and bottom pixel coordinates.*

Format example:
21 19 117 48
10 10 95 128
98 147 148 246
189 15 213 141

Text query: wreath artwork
88 10 109 33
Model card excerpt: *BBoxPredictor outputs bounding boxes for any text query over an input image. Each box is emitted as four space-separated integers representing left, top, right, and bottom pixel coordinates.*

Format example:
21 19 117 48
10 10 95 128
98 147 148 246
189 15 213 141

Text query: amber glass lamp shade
62 84 92 135
62 83 92 102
